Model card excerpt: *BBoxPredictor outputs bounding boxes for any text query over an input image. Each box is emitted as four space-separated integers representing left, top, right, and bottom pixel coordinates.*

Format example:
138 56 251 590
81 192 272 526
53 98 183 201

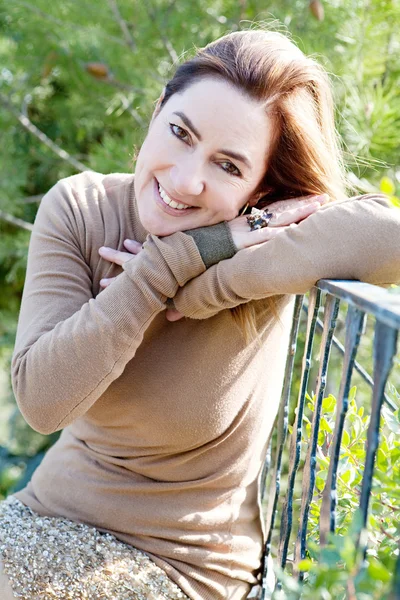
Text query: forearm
174 194 400 319
12 230 205 434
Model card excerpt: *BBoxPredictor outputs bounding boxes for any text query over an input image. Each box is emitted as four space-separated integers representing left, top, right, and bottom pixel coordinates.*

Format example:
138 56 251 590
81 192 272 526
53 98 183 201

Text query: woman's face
134 77 275 236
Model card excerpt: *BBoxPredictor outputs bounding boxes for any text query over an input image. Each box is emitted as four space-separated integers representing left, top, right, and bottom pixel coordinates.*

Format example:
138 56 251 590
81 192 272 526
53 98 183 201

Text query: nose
169 159 205 198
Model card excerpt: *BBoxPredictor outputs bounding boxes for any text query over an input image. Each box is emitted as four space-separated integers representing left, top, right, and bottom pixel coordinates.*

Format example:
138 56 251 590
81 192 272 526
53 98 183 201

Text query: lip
154 178 199 217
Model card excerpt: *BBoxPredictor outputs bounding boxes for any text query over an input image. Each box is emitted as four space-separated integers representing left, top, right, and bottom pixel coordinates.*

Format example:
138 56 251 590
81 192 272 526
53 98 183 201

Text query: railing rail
260 280 400 599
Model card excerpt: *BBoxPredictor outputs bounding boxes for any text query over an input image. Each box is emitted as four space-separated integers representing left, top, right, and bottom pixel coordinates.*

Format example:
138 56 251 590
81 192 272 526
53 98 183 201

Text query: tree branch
107 0 136 51
0 210 33 232
144 1 179 64
13 0 129 49
0 94 90 173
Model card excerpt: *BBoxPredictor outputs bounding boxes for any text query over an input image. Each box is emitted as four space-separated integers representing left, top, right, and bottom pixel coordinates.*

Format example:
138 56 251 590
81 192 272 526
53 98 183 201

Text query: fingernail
315 193 329 203
124 239 134 246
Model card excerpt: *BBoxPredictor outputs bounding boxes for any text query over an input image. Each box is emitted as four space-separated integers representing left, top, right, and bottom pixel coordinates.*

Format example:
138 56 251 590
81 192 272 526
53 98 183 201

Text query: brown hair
159 28 347 341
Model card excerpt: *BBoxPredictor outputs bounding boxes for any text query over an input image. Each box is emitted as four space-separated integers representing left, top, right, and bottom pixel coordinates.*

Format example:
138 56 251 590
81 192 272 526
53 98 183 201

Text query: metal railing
1 279 399 598
259 280 400 599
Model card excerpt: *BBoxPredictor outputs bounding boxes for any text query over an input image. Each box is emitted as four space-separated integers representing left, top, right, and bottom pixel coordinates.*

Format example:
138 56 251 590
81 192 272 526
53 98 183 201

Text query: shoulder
47 170 134 210
35 172 137 256
61 170 134 194
39 171 135 228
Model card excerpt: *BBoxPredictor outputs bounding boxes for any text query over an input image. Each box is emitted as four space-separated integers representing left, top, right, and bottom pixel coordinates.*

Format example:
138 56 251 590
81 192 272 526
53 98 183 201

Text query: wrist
184 221 237 268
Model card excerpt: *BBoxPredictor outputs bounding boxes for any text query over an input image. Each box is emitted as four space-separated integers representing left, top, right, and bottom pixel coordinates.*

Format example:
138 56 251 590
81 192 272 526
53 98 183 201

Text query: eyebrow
172 111 252 170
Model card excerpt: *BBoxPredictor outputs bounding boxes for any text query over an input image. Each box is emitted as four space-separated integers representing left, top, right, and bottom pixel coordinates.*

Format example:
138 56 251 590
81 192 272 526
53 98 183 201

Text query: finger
244 225 293 247
292 193 329 206
254 224 293 240
294 201 323 222
123 239 143 254
166 308 184 322
100 277 117 288
270 201 321 227
266 193 329 214
98 246 134 266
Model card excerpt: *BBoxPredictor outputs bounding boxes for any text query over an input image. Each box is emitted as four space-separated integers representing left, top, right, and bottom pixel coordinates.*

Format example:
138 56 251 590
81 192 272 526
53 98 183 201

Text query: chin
153 224 186 237
140 215 177 237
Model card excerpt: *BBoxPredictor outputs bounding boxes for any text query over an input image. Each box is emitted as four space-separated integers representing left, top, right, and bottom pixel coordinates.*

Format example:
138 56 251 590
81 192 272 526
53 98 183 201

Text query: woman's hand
229 193 329 250
100 195 328 313
166 193 329 321
98 239 143 288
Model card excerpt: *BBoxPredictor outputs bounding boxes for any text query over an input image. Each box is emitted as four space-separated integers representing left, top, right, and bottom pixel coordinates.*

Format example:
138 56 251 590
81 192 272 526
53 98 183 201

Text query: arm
11 179 205 434
172 194 400 319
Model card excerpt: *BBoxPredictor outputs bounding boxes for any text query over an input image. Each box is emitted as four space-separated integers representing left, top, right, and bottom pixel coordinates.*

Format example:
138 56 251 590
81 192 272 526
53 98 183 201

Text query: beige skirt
0 496 189 599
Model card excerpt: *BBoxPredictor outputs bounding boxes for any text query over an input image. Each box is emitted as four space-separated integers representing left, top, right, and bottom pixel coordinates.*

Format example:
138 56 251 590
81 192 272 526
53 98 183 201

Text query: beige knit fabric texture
9 171 400 600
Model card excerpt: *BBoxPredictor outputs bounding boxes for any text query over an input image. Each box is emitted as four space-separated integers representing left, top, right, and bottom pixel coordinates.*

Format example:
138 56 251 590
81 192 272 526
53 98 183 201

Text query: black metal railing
259 280 400 599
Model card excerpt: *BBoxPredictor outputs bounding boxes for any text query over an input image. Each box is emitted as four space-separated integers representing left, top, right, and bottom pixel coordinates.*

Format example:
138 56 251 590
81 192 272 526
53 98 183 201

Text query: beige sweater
12 171 400 600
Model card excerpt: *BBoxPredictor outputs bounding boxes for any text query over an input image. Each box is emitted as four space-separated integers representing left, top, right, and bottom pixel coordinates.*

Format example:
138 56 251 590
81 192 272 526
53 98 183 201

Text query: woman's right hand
228 193 329 250
166 193 329 322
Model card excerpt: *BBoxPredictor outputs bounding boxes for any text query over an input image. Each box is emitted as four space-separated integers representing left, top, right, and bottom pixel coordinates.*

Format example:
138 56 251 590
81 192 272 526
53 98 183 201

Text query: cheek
223 206 240 221
212 189 245 221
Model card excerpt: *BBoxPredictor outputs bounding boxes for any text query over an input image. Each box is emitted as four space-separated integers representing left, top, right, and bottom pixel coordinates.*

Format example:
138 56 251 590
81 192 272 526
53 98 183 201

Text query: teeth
158 183 189 210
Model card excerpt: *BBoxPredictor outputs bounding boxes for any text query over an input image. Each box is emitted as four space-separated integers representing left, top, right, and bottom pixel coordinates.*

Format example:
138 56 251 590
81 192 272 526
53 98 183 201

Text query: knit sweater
12 171 400 600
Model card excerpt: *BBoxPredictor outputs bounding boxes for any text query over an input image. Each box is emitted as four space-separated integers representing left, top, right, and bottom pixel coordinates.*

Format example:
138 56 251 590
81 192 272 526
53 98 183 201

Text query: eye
169 123 190 144
220 161 241 177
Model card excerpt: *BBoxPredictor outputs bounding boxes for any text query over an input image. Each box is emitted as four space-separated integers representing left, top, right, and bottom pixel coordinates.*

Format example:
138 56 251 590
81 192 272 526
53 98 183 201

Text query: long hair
159 28 347 341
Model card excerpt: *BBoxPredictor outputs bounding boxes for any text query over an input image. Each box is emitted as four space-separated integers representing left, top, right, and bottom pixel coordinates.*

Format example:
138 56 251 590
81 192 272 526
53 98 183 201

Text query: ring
246 208 274 231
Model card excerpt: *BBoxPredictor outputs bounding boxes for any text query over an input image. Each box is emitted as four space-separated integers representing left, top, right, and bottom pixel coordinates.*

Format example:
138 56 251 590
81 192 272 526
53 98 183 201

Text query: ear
248 192 266 207
249 186 274 207
150 87 166 125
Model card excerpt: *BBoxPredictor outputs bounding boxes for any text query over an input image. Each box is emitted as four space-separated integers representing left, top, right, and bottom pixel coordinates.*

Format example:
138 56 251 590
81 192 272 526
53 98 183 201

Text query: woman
1 29 400 600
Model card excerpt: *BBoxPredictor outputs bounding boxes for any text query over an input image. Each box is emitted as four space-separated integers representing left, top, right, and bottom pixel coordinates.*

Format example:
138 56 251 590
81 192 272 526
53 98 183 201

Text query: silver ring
246 209 274 231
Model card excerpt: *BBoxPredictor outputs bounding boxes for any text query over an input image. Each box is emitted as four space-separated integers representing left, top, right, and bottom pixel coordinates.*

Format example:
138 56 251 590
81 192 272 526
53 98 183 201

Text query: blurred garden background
0 1 399 598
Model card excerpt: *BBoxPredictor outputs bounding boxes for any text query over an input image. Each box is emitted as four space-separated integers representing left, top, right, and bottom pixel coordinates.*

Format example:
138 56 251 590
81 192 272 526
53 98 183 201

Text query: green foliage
1 0 400 355
0 3 399 598
272 386 399 599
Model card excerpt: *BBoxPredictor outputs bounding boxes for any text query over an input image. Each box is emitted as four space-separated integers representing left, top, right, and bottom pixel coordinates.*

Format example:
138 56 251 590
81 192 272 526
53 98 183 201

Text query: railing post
260 295 303 598
278 288 321 571
295 294 340 570
358 322 398 550
320 305 365 543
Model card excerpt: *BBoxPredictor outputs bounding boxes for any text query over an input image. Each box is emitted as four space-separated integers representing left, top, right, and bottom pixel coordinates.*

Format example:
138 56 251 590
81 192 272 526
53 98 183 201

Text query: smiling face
134 77 275 236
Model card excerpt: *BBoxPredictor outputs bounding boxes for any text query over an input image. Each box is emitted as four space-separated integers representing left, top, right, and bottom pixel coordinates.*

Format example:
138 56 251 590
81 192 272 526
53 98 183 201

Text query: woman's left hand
98 239 143 288
228 193 329 250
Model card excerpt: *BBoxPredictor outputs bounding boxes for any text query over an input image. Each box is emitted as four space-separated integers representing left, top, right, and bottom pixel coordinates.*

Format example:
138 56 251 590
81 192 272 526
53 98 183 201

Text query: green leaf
380 176 395 195
297 558 313 571
390 196 400 208
367 557 391 582
322 395 336 413
342 429 351 446
376 448 388 470
382 407 400 435
351 414 365 440
341 469 355 485
318 430 325 446
348 386 357 405
320 417 333 433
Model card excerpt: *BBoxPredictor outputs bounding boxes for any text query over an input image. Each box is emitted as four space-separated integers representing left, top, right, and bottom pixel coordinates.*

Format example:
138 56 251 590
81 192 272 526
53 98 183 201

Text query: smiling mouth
157 180 194 210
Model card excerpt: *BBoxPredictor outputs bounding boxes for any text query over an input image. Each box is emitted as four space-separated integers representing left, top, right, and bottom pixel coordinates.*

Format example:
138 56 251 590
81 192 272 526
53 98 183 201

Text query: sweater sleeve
172 194 400 320
11 179 205 434
185 221 237 267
